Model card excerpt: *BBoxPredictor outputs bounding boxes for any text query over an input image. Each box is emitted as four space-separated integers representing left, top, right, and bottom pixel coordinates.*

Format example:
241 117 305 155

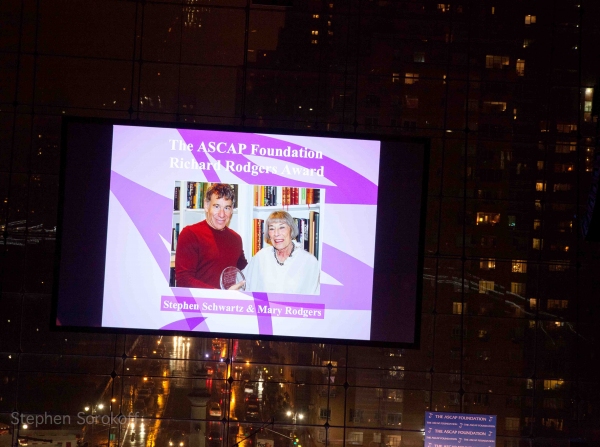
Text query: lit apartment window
479 280 494 294
319 408 331 419
453 302 467 314
349 409 364 422
392 72 401 83
525 14 536 24
386 436 401 447
388 365 405 380
311 30 319 35
372 434 381 444
328 30 333 36
584 88 593 121
533 219 541 229
405 73 419 84
476 212 500 225
317 430 326 443
414 52 425 63
553 183 572 192
523 38 533 47
543 379 564 390
557 123 577 133
480 258 496 270
505 417 520 431
516 59 525 76
512 260 527 273
311 39 318 44
537 160 544 170
555 142 576 153
558 221 572 233
535 200 542 211
532 238 543 250
554 163 575 173
507 215 516 227
485 55 509 69
386 389 403 402
491 6 495 14
549 262 569 272
541 418 564 431
312 14 319 18
483 101 507 112
386 413 402 426
529 298 537 309
438 3 450 12
511 282 526 295
535 182 546 192
547 299 569 309
347 433 363 445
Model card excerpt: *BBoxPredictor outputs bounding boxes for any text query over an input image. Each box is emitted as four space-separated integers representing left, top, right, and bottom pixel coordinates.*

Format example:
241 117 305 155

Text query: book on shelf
253 185 320 207
174 186 180 211
169 267 176 287
171 223 180 252
313 212 320 259
252 219 264 256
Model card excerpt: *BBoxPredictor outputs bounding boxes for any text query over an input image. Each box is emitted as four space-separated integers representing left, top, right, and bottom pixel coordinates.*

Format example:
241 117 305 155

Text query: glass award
220 266 246 291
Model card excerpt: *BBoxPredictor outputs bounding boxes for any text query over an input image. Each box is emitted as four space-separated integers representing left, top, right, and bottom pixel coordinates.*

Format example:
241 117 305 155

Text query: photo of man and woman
170 182 322 295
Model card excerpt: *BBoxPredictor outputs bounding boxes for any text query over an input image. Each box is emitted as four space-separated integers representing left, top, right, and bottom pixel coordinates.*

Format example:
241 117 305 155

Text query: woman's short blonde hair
264 210 299 244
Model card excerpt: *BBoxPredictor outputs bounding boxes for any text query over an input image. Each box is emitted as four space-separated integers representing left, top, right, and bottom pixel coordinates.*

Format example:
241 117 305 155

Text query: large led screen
54 119 428 347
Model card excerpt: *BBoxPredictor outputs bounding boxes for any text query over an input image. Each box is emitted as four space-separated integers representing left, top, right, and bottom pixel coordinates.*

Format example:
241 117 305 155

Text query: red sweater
175 220 247 289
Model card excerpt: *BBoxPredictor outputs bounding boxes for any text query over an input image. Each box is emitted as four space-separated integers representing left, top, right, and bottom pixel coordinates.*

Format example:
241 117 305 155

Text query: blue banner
425 412 496 447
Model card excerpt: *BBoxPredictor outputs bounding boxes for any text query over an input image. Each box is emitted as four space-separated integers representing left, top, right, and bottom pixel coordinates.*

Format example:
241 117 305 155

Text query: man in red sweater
175 183 247 289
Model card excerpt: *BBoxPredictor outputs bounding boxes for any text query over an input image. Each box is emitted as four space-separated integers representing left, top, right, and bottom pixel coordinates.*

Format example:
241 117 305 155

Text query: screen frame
52 116 429 349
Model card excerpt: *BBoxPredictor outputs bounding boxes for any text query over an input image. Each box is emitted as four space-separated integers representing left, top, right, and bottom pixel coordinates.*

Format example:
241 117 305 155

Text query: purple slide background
107 127 379 336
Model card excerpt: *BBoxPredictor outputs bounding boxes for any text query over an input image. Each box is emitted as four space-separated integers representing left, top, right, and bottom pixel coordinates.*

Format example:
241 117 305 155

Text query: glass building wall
1 1 600 447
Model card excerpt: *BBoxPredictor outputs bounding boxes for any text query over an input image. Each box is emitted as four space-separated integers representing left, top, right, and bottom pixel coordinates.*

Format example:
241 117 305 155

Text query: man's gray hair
264 210 299 244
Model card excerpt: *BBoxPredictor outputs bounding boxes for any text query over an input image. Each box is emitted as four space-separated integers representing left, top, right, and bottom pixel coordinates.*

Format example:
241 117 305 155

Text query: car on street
245 403 260 422
208 402 222 418
168 431 187 447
